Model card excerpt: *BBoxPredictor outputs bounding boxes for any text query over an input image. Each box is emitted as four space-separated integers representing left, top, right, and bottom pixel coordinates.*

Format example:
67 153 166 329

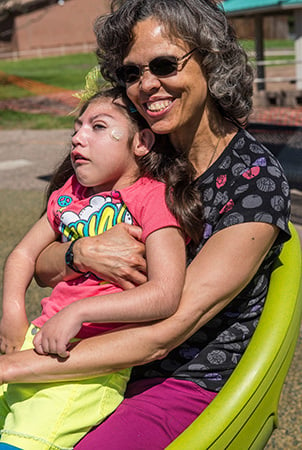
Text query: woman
0 1 290 448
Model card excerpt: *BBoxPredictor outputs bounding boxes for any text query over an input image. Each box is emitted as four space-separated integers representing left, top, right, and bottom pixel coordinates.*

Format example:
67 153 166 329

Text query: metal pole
255 14 265 91
294 10 302 90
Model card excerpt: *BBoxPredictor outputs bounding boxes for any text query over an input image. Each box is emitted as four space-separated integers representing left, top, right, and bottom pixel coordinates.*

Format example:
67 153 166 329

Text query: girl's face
71 98 140 194
123 17 208 149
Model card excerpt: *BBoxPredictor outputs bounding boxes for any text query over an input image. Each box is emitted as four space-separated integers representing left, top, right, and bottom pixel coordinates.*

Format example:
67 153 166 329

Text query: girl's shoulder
121 176 166 199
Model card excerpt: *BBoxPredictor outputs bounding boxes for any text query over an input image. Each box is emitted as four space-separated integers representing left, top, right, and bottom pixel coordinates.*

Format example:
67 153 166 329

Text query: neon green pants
0 325 131 450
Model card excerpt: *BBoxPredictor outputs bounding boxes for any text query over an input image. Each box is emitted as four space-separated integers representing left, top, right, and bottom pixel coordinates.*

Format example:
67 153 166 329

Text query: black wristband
65 240 85 274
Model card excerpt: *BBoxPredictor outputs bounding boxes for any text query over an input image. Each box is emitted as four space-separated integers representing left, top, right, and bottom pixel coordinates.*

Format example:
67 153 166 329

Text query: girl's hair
45 86 204 245
94 0 254 125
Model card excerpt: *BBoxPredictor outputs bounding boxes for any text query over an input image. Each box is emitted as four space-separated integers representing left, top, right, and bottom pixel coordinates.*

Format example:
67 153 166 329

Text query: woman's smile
144 97 174 115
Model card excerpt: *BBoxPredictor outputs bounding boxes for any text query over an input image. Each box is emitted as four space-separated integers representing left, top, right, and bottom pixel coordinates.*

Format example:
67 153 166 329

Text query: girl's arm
1 222 279 383
35 223 147 290
0 214 58 354
33 226 186 358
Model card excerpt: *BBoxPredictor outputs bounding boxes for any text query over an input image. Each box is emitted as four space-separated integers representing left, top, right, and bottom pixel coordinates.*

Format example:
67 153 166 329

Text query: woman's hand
74 224 147 289
35 223 147 290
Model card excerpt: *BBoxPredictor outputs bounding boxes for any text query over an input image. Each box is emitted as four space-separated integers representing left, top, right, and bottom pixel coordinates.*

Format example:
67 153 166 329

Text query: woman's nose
139 69 161 92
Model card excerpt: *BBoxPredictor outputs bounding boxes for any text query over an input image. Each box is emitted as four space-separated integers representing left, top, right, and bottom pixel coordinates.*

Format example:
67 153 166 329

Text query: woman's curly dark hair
94 0 254 125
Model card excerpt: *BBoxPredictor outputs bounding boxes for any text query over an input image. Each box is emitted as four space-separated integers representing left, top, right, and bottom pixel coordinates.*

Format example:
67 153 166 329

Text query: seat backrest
168 221 302 450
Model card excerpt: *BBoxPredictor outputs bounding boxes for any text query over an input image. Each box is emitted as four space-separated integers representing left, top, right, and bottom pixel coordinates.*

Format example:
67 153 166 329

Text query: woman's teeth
147 100 172 112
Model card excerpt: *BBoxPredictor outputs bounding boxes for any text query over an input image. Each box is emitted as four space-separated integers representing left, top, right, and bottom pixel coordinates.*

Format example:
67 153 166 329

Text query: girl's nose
72 128 87 147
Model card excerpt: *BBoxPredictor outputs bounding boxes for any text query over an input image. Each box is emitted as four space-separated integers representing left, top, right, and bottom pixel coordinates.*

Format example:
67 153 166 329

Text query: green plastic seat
168 221 302 450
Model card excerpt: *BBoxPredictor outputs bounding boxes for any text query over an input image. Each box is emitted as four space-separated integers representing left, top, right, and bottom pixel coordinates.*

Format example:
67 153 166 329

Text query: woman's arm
33 226 186 358
1 222 279 383
0 214 58 354
35 223 147 289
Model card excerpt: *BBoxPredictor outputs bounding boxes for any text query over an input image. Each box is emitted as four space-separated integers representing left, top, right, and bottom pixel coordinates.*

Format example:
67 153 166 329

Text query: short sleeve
121 178 180 243
46 176 77 234
47 190 61 233
202 131 291 245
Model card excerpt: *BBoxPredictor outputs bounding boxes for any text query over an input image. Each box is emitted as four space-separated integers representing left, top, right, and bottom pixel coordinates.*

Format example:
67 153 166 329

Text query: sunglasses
115 48 198 86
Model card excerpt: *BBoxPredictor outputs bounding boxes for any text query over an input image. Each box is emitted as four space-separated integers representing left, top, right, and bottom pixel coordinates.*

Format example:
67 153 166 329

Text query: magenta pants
75 377 217 450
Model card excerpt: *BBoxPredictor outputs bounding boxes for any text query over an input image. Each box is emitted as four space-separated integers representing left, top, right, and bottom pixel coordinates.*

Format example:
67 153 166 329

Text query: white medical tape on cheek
111 127 125 141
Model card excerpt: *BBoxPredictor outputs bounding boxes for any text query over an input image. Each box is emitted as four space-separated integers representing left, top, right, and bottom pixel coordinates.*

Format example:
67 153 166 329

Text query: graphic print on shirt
56 194 133 241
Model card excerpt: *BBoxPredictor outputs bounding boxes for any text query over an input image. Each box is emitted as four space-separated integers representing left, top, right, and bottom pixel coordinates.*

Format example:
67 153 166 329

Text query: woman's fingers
74 224 147 288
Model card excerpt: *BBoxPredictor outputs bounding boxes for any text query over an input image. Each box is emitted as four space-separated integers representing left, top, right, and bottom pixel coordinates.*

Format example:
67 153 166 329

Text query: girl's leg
1 370 129 450
0 325 130 449
0 324 34 432
75 377 217 450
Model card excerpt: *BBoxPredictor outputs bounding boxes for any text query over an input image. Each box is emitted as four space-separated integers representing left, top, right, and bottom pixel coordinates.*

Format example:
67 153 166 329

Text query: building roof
222 0 302 16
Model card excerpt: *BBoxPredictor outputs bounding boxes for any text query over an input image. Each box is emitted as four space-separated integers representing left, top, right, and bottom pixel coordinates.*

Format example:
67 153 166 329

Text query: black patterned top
131 129 291 392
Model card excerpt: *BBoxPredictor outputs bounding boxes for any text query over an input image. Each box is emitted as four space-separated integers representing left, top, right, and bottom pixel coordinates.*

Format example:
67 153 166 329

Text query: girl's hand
0 315 29 354
74 223 147 289
33 305 82 359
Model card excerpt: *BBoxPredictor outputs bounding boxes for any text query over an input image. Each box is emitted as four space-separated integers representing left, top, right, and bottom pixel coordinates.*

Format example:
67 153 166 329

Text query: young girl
0 85 203 449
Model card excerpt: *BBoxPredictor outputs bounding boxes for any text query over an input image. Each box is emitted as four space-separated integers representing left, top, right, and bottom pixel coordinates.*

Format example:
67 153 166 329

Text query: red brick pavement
250 106 302 126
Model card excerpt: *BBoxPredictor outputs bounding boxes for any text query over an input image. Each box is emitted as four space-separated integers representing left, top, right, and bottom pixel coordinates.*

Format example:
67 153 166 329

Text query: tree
0 0 68 24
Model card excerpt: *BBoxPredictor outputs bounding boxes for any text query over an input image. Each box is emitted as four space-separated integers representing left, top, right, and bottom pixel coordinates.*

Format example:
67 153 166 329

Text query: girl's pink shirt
33 176 180 338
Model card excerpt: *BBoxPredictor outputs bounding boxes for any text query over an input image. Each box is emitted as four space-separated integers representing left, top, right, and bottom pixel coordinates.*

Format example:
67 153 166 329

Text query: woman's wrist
65 240 86 274
71 237 92 274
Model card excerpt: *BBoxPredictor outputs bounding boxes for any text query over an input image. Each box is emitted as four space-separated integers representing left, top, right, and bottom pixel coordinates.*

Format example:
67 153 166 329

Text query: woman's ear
134 129 155 157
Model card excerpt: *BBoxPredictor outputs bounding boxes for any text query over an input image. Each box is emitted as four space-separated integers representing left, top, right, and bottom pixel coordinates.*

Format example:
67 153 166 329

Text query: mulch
1 70 302 124
0 70 78 116
1 93 302 126
0 92 78 116
1 91 302 126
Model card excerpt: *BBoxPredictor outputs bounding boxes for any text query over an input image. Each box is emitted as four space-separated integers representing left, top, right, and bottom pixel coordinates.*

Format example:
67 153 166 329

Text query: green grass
0 43 296 129
0 82 33 99
262 39 294 49
240 39 295 67
0 190 51 321
241 38 294 52
0 52 98 90
249 54 295 68
0 53 98 129
0 110 74 130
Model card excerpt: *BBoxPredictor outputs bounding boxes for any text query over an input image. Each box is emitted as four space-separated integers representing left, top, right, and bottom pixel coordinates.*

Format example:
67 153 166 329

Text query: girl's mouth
71 152 89 164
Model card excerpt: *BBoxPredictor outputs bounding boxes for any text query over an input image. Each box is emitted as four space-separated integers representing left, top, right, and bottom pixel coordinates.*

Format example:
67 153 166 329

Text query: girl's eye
71 130 77 137
93 123 106 130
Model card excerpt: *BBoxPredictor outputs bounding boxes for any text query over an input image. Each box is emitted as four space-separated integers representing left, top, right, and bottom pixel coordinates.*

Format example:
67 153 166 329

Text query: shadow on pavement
247 123 302 192
246 124 302 449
